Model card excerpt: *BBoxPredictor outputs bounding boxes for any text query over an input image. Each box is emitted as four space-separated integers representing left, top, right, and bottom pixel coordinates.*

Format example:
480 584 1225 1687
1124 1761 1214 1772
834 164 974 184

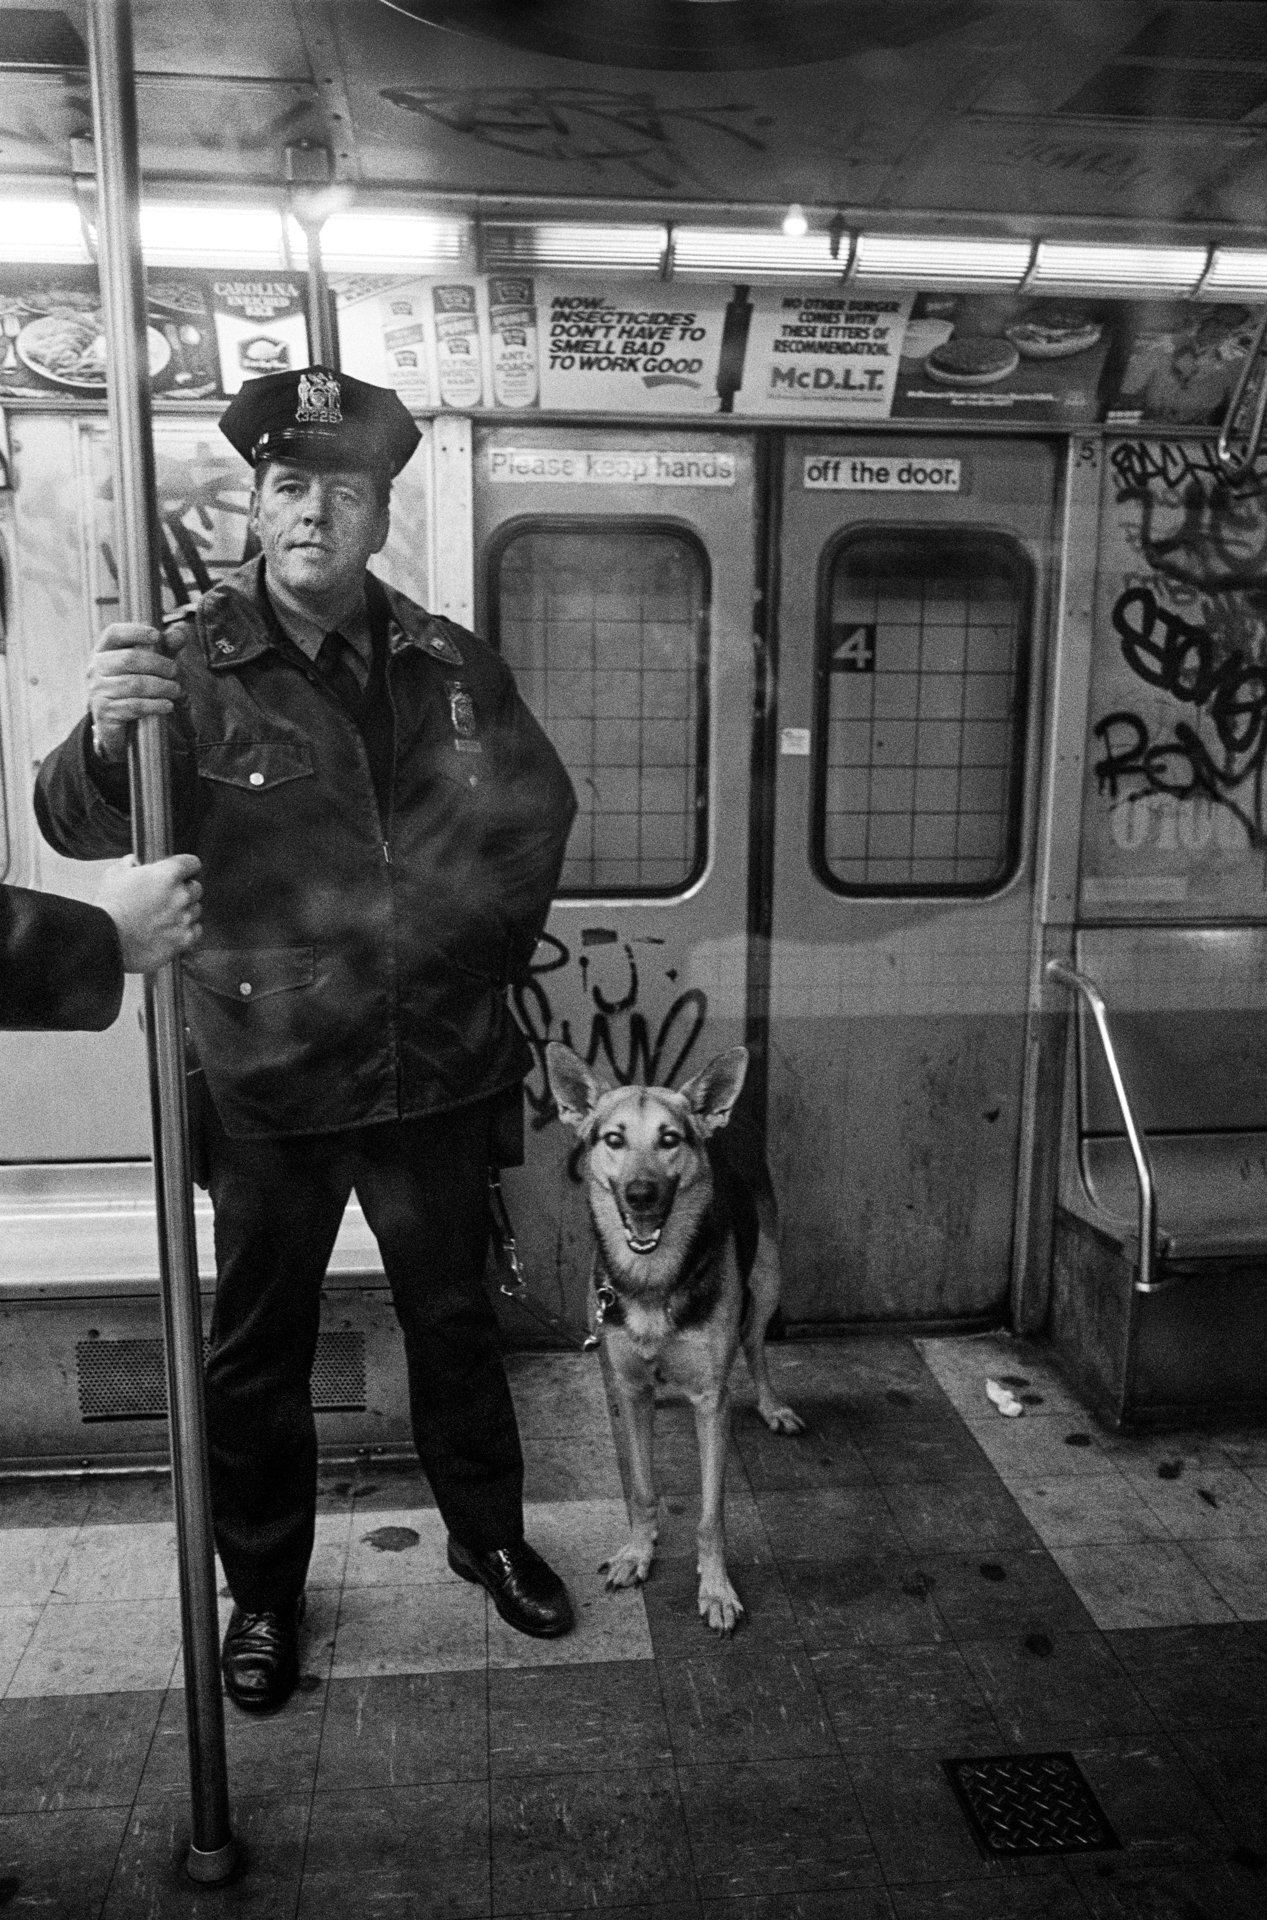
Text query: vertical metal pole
298 213 338 365
86 0 236 1887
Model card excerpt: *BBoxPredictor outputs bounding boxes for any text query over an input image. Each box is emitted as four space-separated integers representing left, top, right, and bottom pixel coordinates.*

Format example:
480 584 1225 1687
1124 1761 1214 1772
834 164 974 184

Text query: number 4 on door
829 622 876 672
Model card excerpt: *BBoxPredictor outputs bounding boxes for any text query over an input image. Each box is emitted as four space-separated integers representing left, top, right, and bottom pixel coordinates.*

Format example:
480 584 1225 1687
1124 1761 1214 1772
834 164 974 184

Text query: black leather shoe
447 1538 575 1638
220 1594 305 1713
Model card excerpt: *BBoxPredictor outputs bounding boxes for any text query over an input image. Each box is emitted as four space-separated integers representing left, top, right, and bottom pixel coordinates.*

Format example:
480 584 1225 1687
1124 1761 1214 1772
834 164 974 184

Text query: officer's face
250 461 389 609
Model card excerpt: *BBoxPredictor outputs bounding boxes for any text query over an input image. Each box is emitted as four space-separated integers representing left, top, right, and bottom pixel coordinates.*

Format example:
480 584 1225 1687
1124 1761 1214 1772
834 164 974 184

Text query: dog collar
592 1221 722 1332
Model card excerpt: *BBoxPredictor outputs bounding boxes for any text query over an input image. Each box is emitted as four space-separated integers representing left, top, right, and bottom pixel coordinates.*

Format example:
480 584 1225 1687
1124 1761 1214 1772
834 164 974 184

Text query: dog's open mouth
616 1201 664 1255
624 1226 662 1254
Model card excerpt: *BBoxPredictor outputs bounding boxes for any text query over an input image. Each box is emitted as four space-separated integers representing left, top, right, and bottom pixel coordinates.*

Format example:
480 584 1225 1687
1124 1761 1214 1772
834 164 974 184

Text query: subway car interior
5 0 1267 1912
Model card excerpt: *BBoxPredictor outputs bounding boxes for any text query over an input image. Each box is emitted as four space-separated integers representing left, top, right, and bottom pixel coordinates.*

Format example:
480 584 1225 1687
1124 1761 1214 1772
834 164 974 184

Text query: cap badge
296 370 342 426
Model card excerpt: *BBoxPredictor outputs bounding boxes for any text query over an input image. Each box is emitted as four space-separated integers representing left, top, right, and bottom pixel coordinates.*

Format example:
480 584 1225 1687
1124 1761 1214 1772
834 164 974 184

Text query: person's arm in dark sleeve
34 712 137 861
34 617 194 861
0 856 202 1032
0 883 124 1030
487 671 578 981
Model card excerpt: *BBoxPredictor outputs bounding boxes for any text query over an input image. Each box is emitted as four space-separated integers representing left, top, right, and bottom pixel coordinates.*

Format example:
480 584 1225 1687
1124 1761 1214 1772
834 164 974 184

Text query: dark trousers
203 1102 524 1611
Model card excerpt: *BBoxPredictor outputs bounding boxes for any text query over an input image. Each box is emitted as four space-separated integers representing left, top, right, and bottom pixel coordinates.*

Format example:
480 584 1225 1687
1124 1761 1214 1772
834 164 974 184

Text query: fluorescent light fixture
482 222 666 273
0 197 90 264
141 204 286 268
673 227 842 279
1028 241 1208 293
1198 248 1267 298
853 233 1032 286
299 211 469 273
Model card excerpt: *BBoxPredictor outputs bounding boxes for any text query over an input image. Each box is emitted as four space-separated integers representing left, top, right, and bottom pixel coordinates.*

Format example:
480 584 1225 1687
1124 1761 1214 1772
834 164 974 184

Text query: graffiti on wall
1085 439 1267 902
88 430 253 620
513 930 708 1135
381 85 770 190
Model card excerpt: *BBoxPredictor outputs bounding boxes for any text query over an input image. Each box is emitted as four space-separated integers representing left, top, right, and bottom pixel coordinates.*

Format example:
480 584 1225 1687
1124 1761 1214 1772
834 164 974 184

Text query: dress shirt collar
263 577 374 675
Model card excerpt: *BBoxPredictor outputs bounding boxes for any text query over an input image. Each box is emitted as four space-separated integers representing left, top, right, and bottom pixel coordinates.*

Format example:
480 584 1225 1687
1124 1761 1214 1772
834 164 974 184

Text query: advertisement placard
1101 301 1258 426
729 287 913 418
891 292 1111 423
0 267 228 401
536 283 726 413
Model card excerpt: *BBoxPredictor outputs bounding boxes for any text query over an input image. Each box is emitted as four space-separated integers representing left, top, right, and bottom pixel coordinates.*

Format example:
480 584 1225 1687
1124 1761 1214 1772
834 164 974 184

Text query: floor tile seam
95 1751 156 1920
293 1587 343 1910
0 1598 46 1703
1169 1536 1262 1623
1047 1539 1242 1631
928 1606 1175 1746
834 1713 1011 1904
906 1347 1114 1635
642 1557 724 1914
814 1626 1018 1736
1115 1474 1267 1545
114 1680 176 1904
922 1381 1226 1607
0 1572 70 1701
482 1576 495 1917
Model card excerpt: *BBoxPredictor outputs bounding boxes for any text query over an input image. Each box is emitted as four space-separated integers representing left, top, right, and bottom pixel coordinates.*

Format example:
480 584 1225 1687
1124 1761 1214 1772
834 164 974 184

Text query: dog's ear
679 1046 748 1136
545 1042 609 1132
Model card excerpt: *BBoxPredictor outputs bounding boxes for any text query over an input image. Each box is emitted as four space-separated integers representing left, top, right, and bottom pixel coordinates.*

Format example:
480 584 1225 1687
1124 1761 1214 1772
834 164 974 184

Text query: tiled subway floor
0 1334 1265 1916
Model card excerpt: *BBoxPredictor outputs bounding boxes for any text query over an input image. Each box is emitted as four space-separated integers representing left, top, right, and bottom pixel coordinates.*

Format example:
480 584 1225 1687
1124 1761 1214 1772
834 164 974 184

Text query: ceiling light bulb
782 204 809 238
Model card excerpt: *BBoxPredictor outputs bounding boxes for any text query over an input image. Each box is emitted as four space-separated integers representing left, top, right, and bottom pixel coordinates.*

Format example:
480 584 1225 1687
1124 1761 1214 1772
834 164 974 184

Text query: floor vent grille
76 1331 368 1421
944 1753 1120 1856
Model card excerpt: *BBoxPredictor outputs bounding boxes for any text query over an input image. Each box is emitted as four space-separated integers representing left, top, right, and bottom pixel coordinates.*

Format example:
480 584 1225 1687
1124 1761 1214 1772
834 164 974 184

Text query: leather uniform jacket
34 558 576 1138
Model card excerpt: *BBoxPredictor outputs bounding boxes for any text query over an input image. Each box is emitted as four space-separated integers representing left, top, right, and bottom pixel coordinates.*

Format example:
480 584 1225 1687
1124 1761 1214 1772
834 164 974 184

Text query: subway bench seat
1048 925 1267 1430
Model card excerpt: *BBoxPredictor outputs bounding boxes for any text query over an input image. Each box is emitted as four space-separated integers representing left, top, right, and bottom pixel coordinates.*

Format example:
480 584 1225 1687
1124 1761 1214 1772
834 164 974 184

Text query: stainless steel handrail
1045 958 1161 1296
1215 308 1267 483
88 0 235 1886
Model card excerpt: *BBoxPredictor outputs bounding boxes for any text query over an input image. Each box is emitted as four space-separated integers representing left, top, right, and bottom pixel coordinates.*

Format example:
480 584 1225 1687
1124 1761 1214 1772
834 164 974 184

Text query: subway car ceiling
2 0 1267 245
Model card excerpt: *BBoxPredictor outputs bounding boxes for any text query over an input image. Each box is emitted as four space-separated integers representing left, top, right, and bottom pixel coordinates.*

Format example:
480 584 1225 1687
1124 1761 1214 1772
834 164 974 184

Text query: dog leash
487 1171 595 1354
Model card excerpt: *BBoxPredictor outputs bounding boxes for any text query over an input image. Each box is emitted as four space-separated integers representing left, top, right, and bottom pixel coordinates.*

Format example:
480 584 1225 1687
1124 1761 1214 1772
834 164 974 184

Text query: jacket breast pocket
184 946 314 1003
197 742 314 793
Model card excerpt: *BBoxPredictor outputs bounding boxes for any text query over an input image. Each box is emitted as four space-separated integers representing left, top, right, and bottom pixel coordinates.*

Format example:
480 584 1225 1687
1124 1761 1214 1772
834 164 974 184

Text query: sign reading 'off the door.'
803 454 962 492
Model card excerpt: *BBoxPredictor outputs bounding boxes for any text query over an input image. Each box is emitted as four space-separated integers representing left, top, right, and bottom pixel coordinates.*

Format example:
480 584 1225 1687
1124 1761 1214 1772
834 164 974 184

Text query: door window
814 529 1031 895
492 522 709 896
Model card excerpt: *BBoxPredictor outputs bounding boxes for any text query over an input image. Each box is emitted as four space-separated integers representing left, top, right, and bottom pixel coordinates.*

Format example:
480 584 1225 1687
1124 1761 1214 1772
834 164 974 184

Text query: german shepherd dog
546 1042 803 1632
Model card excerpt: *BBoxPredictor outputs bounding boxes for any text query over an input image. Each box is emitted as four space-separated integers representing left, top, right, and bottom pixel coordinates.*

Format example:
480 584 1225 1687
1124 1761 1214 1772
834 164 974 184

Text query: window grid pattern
496 528 706 895
820 537 1026 893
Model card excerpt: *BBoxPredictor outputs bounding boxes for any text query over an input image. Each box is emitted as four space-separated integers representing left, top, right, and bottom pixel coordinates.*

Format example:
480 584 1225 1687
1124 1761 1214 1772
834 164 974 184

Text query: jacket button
248 772 264 787
239 982 252 997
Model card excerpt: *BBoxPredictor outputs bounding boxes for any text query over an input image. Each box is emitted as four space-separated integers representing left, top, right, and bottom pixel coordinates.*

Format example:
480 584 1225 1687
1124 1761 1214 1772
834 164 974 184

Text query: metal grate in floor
943 1752 1120 1856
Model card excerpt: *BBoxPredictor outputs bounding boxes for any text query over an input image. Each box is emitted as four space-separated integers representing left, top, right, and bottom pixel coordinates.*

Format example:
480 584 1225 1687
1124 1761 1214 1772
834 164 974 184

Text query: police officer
36 367 578 1711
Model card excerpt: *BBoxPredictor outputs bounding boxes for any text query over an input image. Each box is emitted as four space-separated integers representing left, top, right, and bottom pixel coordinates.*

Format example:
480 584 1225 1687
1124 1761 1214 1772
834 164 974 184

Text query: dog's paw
698 1577 745 1635
759 1400 806 1436
600 1541 655 1589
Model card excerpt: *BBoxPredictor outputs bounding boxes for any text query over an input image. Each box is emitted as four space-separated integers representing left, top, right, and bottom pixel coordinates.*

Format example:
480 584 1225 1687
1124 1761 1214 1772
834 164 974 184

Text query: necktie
315 630 364 714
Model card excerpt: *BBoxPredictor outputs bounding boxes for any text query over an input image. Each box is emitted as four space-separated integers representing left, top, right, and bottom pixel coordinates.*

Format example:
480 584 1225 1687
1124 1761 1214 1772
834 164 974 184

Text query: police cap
219 365 421 478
